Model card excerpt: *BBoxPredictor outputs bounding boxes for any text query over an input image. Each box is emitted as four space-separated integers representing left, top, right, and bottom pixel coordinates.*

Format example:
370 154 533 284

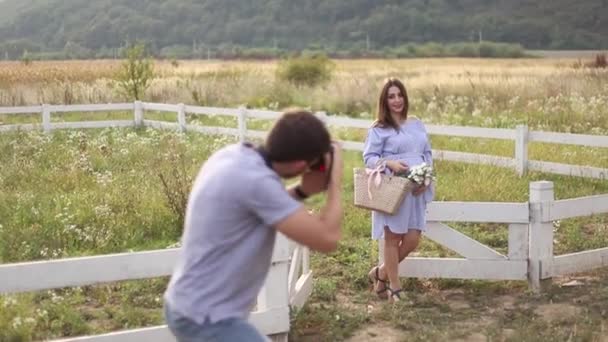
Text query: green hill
0 0 606 59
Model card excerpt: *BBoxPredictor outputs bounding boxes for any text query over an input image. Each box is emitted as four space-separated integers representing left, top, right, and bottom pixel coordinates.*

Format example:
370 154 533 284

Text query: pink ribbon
365 164 386 199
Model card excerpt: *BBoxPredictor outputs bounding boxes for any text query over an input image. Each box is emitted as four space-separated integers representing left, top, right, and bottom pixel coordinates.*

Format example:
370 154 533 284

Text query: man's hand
299 144 341 196
300 170 328 196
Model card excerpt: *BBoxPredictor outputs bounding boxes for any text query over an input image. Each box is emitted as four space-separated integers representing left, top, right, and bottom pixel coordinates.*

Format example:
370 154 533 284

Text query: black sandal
388 288 404 302
367 266 389 297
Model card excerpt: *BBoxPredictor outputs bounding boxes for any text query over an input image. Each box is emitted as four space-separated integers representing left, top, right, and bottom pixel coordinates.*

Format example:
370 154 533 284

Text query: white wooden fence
0 234 311 342
1 101 607 179
1 102 607 340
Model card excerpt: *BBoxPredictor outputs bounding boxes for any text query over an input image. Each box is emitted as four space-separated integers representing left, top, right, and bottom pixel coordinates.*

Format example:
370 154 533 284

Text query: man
163 109 343 341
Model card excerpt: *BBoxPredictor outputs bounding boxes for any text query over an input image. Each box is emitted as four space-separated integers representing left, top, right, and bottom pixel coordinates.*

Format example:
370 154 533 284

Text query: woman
363 78 434 302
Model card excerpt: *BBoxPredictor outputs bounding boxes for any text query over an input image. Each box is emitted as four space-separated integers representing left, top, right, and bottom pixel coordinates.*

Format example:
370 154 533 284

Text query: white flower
12 316 22 329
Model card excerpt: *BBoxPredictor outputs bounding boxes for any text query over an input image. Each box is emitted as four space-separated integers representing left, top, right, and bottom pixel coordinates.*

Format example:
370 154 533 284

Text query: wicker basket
353 167 414 215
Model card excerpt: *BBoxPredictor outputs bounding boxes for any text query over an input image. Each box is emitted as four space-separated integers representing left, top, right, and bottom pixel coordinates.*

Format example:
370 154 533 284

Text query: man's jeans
164 303 269 342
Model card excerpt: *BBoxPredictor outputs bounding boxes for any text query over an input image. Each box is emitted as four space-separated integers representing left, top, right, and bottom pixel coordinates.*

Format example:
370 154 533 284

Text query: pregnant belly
384 153 425 167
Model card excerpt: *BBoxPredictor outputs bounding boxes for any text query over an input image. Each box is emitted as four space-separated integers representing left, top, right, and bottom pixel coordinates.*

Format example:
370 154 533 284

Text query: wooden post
528 181 554 292
238 106 247 142
177 103 186 132
508 223 529 261
42 104 51 133
257 233 290 341
515 124 528 176
134 101 143 127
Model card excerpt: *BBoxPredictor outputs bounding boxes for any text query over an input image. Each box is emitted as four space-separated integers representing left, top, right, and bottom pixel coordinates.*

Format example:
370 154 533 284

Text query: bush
276 53 334 87
115 43 154 100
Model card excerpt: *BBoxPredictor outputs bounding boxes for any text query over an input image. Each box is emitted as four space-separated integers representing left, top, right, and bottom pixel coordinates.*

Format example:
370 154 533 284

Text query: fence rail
1 101 606 179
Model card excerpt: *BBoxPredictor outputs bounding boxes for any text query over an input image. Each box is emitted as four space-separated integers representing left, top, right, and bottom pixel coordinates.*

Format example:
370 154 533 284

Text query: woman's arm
420 120 433 167
363 128 384 168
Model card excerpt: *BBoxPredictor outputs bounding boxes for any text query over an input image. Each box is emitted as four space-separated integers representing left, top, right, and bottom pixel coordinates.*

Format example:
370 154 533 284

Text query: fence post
528 181 554 292
42 104 51 133
177 103 186 132
134 101 143 127
257 233 290 341
515 124 528 176
238 106 247 142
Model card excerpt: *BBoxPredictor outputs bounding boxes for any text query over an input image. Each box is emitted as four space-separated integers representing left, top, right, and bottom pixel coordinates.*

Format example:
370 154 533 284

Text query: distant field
1 57 607 134
527 49 607 58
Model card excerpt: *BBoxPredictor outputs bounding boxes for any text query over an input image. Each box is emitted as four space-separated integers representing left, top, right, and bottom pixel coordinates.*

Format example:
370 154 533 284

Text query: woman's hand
413 184 427 196
386 160 408 174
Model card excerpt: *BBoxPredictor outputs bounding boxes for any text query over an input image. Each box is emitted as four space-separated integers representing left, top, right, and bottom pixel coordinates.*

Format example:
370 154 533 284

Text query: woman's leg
382 226 403 301
375 229 421 297
399 229 421 260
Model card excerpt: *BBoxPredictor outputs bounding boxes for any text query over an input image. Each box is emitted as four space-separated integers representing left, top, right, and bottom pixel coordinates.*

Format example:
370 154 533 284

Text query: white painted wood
427 201 529 223
288 247 302 296
324 116 371 129
0 124 38 132
290 272 313 310
0 249 179 294
257 234 290 312
508 224 529 260
183 105 240 117
134 101 143 127
246 109 281 120
48 103 133 113
339 140 365 151
42 104 51 133
0 105 42 114
54 325 174 342
549 194 608 220
529 130 608 148
424 223 505 259
433 149 515 168
515 124 528 176
541 247 608 278
322 118 516 139
528 181 554 292
142 102 179 112
315 111 328 124
238 106 247 142
54 308 290 342
52 121 134 130
398 258 527 280
425 124 515 140
249 307 291 336
177 103 186 132
528 160 608 180
143 120 180 131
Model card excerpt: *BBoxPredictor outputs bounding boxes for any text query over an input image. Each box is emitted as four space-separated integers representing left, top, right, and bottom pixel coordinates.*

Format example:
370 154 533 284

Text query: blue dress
362 118 434 240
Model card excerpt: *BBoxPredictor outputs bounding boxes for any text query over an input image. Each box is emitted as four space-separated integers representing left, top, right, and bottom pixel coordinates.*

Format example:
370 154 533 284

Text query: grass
0 58 607 341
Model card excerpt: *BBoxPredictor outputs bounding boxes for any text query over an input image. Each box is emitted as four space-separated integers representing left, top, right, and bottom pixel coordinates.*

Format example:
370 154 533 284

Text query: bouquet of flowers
397 162 436 187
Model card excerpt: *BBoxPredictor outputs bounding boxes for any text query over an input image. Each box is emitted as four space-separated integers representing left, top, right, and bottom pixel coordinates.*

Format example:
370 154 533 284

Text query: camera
309 144 334 188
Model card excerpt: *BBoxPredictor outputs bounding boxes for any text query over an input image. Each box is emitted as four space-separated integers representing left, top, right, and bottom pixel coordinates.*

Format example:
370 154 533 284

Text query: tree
115 43 154 100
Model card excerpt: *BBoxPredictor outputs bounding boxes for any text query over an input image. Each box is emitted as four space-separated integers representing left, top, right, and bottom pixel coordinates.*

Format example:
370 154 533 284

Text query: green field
1 58 607 341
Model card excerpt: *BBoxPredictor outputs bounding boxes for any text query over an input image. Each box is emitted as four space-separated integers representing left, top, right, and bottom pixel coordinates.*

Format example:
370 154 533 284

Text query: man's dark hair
265 109 331 162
